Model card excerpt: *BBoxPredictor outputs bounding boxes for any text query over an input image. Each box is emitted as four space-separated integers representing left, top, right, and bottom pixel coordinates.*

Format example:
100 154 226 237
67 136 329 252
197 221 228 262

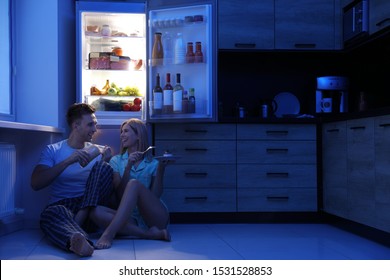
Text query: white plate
273 92 300 118
154 155 181 161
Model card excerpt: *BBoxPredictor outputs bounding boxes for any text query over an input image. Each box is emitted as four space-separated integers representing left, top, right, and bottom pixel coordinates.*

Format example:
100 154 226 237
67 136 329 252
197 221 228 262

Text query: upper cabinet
275 0 337 50
218 0 340 50
218 0 274 50
369 0 390 35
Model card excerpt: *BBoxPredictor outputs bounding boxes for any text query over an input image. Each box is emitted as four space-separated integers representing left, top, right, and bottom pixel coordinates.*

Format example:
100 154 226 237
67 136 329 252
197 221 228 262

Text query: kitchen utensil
142 146 155 154
273 92 300 118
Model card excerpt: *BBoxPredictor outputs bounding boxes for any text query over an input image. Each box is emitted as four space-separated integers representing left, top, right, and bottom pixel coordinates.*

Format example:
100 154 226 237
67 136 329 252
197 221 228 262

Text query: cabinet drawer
237 141 316 164
163 164 236 189
155 140 236 164
162 188 237 212
237 124 316 140
237 164 316 188
238 188 317 212
155 124 236 140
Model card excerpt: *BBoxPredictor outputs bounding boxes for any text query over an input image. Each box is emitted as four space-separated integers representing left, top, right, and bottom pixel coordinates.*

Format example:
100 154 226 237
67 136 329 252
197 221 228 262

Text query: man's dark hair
66 103 96 127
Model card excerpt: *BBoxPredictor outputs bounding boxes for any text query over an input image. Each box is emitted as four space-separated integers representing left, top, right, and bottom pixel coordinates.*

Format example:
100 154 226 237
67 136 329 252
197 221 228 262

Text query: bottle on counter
153 73 163 115
152 32 164 66
174 33 185 64
194 41 203 63
163 73 173 114
188 88 196 113
186 42 195 63
173 73 184 113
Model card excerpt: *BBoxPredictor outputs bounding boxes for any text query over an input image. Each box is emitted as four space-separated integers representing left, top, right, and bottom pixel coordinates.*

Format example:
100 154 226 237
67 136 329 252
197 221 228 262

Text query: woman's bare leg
94 179 170 249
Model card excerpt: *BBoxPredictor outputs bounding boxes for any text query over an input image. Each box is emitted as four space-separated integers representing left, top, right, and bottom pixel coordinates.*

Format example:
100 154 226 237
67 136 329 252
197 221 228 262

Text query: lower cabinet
323 116 390 233
237 124 317 211
154 122 318 213
154 123 237 212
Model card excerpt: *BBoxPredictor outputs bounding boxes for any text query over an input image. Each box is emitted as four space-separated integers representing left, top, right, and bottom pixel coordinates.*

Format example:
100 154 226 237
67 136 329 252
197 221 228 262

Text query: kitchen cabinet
322 121 348 218
218 0 339 50
346 118 375 227
236 124 317 212
369 0 390 35
155 123 237 212
218 0 274 50
374 115 390 232
323 116 390 233
275 0 337 50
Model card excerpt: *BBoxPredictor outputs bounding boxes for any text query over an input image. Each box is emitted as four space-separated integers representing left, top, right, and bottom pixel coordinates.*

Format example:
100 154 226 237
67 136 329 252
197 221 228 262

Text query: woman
91 118 171 249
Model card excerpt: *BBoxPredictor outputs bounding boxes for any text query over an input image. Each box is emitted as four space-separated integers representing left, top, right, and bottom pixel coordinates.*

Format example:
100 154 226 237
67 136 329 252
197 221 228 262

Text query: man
31 103 113 257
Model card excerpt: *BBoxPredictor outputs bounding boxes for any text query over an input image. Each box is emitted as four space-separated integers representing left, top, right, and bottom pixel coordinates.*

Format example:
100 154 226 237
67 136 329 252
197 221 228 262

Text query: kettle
261 99 278 118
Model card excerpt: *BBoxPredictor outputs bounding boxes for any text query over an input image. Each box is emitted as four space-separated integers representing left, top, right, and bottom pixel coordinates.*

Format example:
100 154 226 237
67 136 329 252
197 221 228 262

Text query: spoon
142 146 155 154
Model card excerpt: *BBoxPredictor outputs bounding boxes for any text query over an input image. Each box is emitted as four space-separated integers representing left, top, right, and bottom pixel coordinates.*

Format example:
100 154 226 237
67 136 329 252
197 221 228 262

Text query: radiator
0 144 16 218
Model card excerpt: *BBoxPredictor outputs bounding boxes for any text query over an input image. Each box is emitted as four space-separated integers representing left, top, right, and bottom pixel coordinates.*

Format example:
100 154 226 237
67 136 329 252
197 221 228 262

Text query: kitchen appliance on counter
316 76 349 113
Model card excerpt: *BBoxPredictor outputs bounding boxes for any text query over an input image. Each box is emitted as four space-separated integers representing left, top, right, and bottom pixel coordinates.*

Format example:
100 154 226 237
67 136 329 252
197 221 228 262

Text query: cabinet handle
266 148 288 153
185 172 208 177
266 130 288 135
379 123 390 127
349 126 366 130
185 196 208 201
185 148 208 152
326 128 339 133
184 129 208 133
266 172 289 178
234 43 256 48
266 196 289 201
294 43 316 49
376 18 390 27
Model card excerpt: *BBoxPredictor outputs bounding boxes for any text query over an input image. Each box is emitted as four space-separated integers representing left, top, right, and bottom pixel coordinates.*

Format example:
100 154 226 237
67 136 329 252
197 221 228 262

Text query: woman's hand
127 151 143 166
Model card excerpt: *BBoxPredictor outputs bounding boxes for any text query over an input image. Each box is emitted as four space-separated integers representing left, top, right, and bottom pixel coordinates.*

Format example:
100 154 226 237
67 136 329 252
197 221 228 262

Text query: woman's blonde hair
119 118 152 160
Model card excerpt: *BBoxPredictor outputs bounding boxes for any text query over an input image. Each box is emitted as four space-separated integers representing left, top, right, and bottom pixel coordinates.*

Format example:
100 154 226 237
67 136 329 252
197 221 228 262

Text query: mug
321 98 332 113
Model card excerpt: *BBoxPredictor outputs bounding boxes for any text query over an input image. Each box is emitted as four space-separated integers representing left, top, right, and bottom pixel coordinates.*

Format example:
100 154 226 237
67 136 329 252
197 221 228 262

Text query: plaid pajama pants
40 160 113 251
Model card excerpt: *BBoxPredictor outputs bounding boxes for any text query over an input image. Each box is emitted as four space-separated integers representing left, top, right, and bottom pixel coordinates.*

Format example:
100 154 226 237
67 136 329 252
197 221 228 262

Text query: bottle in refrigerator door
174 33 185 64
152 32 164 66
153 73 163 115
163 73 173 114
162 32 173 65
188 88 196 113
173 73 184 113
186 42 195 63
195 42 204 63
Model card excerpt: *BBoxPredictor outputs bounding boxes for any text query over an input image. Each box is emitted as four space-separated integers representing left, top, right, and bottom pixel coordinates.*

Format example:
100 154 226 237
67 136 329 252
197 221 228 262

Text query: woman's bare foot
69 232 94 257
148 226 171 242
94 233 114 250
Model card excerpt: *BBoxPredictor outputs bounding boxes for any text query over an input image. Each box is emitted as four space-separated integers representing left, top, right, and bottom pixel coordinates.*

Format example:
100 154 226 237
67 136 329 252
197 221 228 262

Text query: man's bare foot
94 233 114 250
148 226 171 242
69 232 94 257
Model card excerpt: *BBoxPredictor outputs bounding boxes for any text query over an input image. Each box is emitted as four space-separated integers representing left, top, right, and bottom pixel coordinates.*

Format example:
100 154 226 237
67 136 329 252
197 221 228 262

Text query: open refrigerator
76 0 216 125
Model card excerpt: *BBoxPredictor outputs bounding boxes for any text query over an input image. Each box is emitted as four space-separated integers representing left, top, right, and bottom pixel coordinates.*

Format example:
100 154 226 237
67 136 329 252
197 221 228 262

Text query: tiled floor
1 223 390 260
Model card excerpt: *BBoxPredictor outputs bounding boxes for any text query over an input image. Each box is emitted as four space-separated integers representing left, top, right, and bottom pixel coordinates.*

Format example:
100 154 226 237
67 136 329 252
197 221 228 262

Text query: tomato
130 104 141 111
133 98 142 105
122 103 131 111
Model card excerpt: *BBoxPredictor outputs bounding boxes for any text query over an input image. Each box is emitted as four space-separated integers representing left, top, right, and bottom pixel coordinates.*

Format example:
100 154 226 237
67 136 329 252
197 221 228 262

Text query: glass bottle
101 24 111 36
152 32 164 66
186 42 195 63
153 73 163 115
173 73 184 113
174 33 185 64
194 41 203 63
163 73 173 114
188 88 196 113
163 32 172 65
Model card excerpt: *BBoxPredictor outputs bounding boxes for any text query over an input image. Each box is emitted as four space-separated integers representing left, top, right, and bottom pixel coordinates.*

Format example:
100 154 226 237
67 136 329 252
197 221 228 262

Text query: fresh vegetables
122 98 142 111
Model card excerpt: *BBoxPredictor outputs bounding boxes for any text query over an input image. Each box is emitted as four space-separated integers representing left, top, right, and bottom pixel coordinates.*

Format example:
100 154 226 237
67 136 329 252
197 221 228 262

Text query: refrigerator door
147 1 217 122
76 1 147 125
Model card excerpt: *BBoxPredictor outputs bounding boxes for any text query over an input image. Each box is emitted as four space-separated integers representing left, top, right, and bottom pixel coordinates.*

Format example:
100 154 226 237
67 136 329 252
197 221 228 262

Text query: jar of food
101 25 111 36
